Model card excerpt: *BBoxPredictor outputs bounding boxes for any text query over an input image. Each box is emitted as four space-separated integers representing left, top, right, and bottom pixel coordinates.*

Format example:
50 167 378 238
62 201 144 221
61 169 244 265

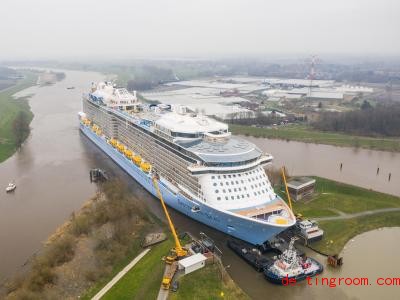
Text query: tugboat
5 182 16 193
264 238 323 284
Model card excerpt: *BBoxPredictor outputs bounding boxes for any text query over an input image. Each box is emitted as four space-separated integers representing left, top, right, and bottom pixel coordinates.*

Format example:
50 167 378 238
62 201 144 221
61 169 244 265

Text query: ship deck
232 201 294 224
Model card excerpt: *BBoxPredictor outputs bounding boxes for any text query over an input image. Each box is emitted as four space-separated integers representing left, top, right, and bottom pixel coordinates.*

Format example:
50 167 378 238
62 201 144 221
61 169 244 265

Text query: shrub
84 270 100 282
6 288 42 300
45 234 76 267
26 264 56 292
70 214 92 236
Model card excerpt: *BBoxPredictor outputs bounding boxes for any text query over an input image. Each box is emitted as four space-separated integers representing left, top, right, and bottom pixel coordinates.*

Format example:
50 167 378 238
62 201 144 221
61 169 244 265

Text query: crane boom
281 167 293 212
152 176 187 258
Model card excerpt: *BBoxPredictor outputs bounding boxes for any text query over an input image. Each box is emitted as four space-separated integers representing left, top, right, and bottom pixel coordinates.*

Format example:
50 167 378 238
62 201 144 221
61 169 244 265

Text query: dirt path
315 207 400 221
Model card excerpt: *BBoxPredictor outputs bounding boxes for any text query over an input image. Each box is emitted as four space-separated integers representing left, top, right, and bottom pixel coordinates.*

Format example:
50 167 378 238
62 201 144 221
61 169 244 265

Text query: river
245 136 400 197
0 69 399 299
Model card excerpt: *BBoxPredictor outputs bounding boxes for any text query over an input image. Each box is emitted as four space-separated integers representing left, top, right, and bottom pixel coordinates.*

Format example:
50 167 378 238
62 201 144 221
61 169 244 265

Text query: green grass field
169 263 250 300
84 236 249 300
99 238 174 300
0 72 37 163
81 235 171 300
281 177 400 254
289 177 400 218
230 124 400 152
314 211 400 254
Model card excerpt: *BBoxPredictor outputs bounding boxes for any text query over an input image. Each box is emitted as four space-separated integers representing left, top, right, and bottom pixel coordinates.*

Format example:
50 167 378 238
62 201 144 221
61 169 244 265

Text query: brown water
0 70 399 300
221 227 400 300
0 70 103 281
245 136 400 197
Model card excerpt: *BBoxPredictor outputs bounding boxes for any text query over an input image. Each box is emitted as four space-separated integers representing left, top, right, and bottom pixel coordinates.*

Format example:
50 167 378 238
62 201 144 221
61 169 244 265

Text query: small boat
5 182 16 193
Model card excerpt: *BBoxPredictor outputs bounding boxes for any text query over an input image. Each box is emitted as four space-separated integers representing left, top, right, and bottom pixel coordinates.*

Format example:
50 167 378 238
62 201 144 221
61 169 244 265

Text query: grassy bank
0 72 37 163
169 263 250 300
81 235 157 300
90 236 249 300
281 177 400 254
5 178 247 299
290 177 400 218
230 124 400 152
4 181 158 299
315 211 400 254
90 238 174 300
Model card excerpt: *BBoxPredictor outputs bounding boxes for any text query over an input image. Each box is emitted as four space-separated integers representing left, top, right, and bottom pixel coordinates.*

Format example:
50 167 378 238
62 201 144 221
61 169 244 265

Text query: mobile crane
152 174 188 289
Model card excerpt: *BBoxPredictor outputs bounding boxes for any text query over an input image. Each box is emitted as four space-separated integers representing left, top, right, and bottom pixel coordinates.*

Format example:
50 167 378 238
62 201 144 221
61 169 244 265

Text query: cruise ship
78 82 295 245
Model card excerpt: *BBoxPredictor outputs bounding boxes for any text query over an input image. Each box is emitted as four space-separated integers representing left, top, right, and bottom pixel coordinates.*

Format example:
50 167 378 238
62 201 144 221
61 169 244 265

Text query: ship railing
189 163 205 169
252 208 290 223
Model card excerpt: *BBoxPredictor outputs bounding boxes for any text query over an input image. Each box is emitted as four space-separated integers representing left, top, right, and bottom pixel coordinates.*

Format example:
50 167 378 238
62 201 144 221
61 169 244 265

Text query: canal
0 70 399 299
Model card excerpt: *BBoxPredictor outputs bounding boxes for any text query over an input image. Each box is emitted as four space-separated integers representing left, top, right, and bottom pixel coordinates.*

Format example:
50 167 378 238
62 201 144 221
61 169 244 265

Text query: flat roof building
287 177 316 201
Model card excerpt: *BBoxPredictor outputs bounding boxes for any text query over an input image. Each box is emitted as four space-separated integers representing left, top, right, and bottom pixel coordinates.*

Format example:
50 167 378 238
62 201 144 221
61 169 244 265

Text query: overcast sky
1 0 399 60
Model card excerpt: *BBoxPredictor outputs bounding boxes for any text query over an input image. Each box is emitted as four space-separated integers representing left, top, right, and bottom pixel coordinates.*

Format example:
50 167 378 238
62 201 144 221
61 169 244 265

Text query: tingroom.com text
282 275 400 287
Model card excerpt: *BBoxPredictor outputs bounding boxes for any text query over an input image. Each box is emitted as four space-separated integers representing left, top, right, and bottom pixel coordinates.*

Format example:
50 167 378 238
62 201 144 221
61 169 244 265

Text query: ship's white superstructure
295 219 324 242
79 82 296 245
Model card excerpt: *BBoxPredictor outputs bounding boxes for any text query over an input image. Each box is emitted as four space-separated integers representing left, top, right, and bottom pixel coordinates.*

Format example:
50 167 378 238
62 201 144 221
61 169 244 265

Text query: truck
162 261 178 290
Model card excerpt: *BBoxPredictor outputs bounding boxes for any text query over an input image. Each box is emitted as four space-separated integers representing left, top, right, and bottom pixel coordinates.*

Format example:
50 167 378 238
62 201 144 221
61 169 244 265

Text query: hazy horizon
1 0 399 60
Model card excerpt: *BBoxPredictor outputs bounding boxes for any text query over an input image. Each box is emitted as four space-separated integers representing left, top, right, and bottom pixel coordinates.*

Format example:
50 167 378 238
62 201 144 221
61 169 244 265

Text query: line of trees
226 112 281 126
127 65 175 91
312 103 400 137
225 111 305 126
12 111 30 148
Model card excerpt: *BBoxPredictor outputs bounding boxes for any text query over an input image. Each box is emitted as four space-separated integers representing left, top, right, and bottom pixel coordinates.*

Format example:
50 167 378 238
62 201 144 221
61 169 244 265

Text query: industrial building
287 177 316 201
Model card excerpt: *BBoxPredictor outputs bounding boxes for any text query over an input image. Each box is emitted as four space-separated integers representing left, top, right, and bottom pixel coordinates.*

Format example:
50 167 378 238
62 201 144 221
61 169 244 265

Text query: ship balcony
234 203 295 226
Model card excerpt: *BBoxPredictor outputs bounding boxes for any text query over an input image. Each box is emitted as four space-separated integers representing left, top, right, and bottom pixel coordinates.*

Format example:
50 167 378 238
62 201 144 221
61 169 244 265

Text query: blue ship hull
80 124 287 245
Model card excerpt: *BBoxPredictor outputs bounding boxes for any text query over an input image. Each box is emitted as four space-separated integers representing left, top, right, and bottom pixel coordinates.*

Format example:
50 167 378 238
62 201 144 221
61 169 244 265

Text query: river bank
0 69 67 163
231 124 400 152
4 179 248 300
3 180 160 299
0 72 37 163
283 177 400 254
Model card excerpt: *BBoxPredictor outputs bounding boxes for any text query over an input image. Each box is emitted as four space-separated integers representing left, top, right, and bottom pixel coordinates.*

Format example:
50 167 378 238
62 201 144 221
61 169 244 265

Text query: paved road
315 207 400 221
157 288 169 300
92 248 151 300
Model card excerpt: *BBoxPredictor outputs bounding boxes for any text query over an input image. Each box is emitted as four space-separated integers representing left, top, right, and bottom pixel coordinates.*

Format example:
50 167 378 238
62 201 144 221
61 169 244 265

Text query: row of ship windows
215 188 270 195
213 183 271 194
216 189 273 201
211 169 264 180
213 179 269 187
